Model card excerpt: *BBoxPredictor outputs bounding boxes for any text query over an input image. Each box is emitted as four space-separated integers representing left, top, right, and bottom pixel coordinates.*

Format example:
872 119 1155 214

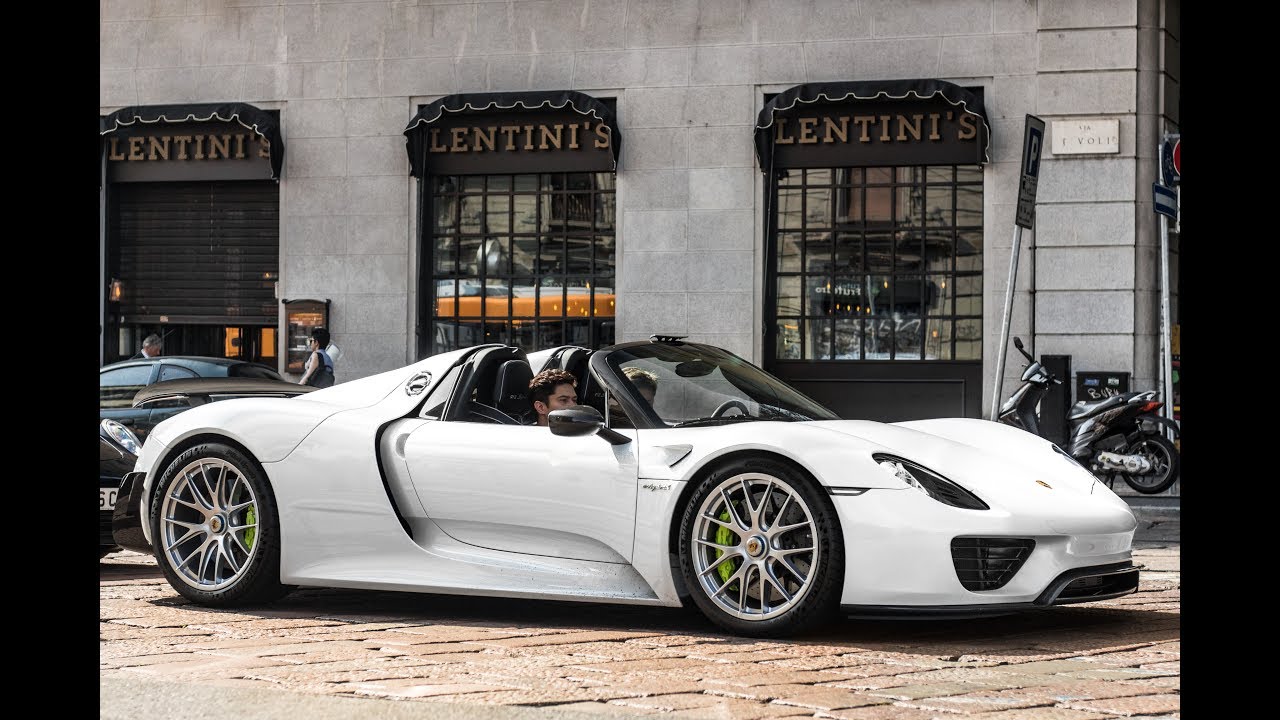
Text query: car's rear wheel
150 443 292 606
678 456 844 637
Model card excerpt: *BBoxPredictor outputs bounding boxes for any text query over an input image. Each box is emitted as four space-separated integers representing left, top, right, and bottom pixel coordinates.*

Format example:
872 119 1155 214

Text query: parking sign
1015 115 1046 229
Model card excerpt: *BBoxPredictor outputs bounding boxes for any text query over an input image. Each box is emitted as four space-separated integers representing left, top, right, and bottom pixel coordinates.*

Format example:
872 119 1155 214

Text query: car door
400 422 639 563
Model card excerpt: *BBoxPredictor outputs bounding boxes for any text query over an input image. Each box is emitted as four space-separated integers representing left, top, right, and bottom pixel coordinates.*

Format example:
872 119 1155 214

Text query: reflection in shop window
429 172 616 355
772 165 982 361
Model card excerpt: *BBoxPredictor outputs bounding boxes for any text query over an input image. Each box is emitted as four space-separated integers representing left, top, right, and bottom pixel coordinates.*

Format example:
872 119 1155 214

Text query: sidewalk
1127 499 1180 546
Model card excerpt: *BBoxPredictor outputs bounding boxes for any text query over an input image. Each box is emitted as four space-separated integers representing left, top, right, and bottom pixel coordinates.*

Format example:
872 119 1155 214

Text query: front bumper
829 486 1137 609
841 560 1141 618
111 471 151 555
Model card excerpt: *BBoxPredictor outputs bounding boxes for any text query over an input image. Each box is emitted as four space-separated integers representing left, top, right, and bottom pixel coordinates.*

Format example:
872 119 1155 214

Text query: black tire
1118 434 1180 495
99 546 117 559
150 443 293 606
677 455 844 637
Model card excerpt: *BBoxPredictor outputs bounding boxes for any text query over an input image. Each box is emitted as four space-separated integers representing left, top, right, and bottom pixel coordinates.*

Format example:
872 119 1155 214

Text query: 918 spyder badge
642 481 674 492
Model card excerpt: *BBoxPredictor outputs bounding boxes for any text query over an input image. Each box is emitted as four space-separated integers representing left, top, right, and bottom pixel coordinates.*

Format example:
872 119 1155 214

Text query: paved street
101 508 1178 720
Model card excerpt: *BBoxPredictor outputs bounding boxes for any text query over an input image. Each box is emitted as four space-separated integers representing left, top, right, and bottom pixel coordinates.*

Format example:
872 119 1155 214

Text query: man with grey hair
131 333 162 360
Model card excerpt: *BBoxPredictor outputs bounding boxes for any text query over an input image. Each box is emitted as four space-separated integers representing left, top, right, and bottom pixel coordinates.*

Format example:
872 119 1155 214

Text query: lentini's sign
103 118 275 182
417 109 616 174
769 97 987 168
105 131 271 163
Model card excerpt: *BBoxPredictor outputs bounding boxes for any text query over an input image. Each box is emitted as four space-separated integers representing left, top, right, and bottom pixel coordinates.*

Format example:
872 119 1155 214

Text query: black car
100 356 284 442
109 378 317 557
100 419 141 557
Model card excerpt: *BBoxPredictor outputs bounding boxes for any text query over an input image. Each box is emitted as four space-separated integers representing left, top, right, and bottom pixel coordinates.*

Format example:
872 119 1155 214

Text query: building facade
99 0 1180 426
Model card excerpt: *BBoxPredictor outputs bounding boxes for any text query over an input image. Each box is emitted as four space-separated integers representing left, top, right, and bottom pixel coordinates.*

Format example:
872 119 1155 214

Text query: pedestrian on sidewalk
299 328 336 388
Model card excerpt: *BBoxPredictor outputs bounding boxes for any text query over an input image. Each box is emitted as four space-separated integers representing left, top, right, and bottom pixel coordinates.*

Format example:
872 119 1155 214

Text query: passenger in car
607 367 659 429
529 369 578 427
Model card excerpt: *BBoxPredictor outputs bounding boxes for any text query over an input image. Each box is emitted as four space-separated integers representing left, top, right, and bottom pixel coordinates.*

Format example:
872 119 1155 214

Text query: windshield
606 343 839 427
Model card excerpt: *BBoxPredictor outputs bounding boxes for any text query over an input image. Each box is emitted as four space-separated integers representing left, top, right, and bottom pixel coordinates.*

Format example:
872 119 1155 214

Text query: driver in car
529 369 578 427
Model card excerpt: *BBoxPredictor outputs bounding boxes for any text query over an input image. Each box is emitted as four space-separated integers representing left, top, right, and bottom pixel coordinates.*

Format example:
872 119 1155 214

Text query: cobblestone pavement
100 539 1179 720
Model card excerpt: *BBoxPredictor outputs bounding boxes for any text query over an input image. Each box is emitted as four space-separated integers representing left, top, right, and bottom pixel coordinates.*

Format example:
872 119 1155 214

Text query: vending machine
282 298 330 375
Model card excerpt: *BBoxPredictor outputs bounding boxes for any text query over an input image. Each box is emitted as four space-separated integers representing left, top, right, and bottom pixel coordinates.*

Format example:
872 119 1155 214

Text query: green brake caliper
244 506 257 550
714 509 738 585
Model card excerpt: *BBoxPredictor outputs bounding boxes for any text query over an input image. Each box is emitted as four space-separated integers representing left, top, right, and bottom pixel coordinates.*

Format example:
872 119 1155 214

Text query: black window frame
768 164 983 363
423 171 617 357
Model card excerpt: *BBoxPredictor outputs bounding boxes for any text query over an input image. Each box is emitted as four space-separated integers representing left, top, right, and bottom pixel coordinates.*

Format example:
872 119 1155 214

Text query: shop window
773 166 982 361
428 173 616 354
224 328 242 358
260 328 276 358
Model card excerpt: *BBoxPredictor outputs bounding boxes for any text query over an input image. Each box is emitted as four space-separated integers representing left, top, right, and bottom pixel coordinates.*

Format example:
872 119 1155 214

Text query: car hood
805 418 1133 525
809 417 1098 494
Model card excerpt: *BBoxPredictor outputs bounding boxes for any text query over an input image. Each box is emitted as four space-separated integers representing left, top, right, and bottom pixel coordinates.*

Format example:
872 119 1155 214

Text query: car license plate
101 487 118 511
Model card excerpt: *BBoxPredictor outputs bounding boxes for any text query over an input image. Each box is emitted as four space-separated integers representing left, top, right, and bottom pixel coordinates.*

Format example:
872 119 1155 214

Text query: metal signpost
992 114 1045 420
1154 133 1180 433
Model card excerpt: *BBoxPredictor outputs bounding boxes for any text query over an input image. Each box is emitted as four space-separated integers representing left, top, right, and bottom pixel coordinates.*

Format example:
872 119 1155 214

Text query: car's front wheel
678 456 844 637
150 443 292 606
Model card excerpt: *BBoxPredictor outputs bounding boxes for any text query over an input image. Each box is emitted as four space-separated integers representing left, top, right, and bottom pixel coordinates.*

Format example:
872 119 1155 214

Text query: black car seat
493 359 535 424
552 347 606 415
577 367 608 416
451 345 527 424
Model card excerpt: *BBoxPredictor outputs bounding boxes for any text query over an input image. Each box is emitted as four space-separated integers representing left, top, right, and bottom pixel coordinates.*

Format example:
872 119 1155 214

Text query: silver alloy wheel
690 472 818 621
159 457 260 591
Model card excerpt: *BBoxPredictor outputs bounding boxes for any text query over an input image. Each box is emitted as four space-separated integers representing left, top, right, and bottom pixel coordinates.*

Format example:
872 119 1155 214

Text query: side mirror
548 406 632 445
1011 336 1035 362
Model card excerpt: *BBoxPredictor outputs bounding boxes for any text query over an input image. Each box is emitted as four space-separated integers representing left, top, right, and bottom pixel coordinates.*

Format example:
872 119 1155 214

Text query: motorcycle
997 337 1180 495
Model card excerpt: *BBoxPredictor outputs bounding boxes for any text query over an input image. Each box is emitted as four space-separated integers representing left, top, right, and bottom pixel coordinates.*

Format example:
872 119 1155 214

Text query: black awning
754 79 991 171
404 90 621 177
100 102 284 180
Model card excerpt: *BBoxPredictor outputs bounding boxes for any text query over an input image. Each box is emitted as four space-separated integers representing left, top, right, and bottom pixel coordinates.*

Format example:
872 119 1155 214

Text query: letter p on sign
1015 115 1046 229
1023 126 1042 179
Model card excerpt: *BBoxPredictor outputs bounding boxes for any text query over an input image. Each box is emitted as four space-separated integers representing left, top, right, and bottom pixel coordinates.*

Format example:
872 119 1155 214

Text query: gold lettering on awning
106 132 271 164
774 112 979 147
424 121 612 155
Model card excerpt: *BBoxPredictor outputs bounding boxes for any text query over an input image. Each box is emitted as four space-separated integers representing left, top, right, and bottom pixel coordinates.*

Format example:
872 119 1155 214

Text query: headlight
873 453 989 510
101 419 142 457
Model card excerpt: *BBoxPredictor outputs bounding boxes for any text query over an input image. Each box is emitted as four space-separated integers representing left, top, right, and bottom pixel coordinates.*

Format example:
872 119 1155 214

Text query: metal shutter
113 181 279 324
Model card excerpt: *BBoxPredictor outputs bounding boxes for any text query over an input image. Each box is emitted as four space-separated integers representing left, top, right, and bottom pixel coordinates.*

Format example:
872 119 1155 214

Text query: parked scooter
997 337 1180 494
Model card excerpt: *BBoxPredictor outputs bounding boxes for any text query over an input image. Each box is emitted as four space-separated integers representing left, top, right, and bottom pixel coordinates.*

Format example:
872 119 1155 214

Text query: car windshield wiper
671 415 765 428
757 405 817 422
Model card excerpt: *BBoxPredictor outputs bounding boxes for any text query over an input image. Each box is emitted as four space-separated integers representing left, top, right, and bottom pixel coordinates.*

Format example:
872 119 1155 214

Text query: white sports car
115 336 1140 636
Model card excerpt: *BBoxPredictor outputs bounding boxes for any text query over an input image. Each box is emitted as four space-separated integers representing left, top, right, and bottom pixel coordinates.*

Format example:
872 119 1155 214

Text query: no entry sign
1161 134 1180 185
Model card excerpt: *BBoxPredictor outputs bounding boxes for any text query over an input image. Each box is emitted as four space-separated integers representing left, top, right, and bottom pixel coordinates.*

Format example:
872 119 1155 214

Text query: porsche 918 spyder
115 336 1140 636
